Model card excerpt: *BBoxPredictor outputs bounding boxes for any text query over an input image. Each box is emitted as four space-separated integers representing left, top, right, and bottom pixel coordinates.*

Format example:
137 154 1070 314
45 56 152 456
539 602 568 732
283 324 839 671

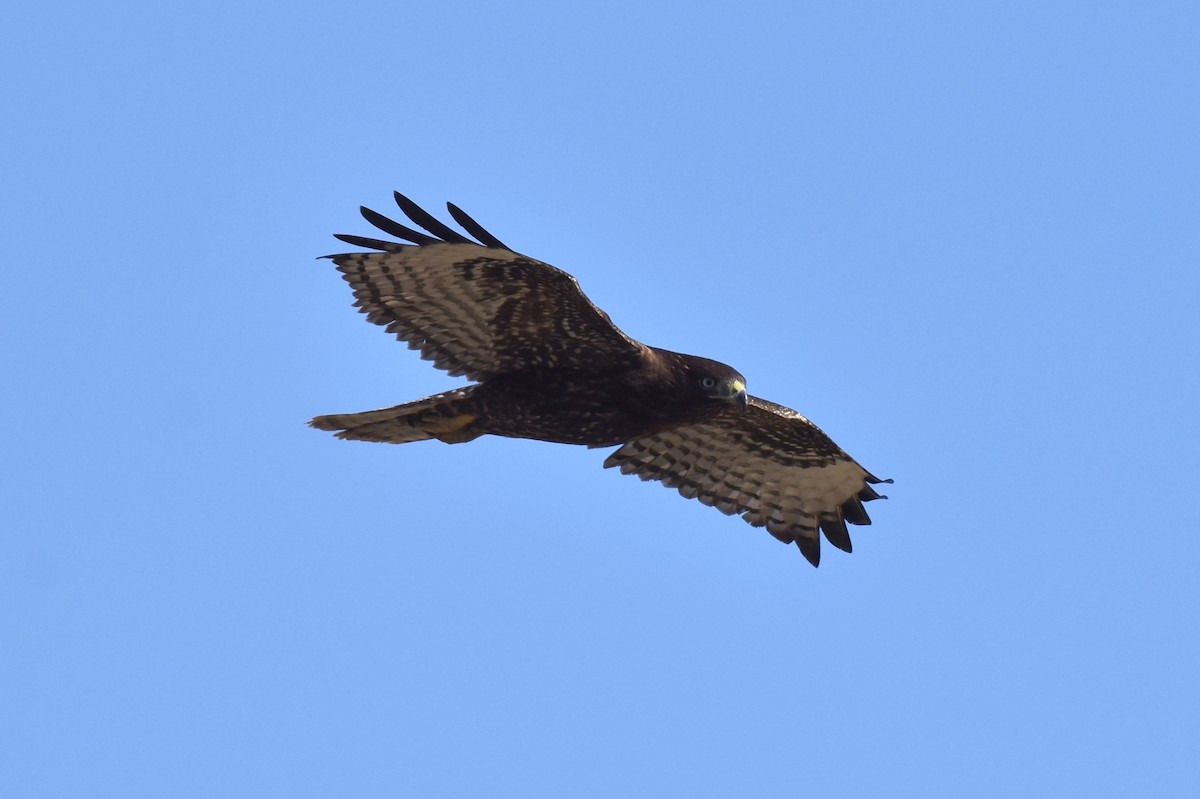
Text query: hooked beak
730 379 748 408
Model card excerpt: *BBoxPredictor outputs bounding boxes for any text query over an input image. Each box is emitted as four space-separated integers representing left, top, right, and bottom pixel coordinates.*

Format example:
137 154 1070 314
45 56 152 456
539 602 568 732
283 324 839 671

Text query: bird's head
682 355 748 408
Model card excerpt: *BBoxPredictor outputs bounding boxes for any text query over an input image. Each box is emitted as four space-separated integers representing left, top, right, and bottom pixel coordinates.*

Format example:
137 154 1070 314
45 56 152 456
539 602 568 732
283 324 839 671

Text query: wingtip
820 515 854 553
796 537 821 567
390 191 474 244
446 199 510 249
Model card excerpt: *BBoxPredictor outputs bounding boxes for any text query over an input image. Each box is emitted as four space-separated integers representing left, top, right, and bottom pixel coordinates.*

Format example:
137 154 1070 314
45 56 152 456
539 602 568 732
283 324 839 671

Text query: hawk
311 192 891 566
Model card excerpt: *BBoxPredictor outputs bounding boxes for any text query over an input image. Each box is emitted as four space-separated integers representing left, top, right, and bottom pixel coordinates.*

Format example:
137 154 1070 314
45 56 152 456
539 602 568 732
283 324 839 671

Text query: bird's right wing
326 192 648 381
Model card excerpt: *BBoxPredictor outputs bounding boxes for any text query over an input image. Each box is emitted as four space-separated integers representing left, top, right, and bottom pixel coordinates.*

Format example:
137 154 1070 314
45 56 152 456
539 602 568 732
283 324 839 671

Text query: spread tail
309 386 482 444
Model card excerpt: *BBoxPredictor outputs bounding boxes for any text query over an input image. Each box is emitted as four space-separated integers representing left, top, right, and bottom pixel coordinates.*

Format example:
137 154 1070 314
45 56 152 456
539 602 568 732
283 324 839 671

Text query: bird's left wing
603 396 890 566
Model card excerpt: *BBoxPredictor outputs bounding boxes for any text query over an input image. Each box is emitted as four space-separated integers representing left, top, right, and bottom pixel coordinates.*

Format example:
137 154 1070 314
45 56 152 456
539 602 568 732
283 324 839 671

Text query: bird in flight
311 192 891 566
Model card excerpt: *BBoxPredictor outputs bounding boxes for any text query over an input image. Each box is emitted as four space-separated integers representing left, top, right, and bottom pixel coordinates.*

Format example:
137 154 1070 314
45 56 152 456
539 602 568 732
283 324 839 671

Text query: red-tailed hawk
311 192 891 566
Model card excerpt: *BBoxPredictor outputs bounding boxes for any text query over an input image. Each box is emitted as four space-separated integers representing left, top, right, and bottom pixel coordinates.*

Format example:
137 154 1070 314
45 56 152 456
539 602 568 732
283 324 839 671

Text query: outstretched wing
326 192 648 381
603 396 890 566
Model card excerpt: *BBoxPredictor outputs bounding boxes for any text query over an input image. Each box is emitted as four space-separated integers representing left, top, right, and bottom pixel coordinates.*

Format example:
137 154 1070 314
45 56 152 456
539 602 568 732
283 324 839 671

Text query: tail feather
310 387 482 444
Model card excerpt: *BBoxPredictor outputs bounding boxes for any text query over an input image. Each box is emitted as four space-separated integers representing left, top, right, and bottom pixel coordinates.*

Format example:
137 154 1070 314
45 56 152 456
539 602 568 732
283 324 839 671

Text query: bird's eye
699 377 718 390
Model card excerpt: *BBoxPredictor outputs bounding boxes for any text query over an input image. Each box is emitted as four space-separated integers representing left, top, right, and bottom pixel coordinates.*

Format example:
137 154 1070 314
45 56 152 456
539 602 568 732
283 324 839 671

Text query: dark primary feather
392 191 474 244
820 515 853 553
447 202 508 249
332 233 404 252
358 205 440 245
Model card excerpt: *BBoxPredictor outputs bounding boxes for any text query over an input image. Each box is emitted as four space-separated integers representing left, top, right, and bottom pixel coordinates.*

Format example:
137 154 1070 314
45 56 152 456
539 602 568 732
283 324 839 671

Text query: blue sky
3 1 1198 796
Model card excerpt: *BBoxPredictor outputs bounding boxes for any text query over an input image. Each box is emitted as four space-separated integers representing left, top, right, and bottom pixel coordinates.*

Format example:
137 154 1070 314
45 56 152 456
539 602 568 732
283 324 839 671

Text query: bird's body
311 192 890 566
456 354 740 446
